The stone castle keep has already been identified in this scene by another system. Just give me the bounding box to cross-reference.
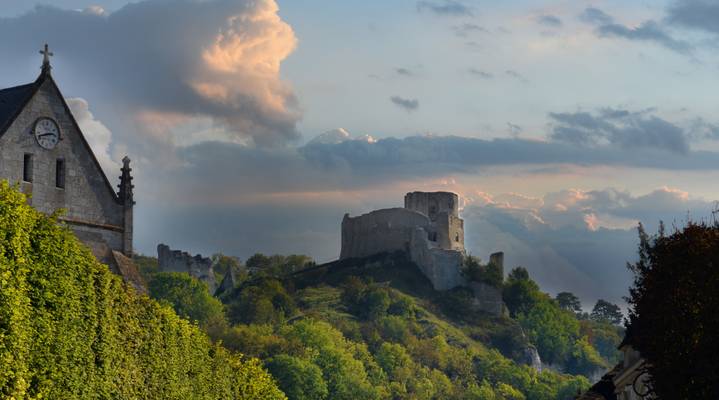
[341,191,468,290]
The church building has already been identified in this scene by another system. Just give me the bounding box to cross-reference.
[0,45,142,290]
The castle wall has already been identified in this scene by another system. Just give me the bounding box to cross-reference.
[340,204,467,291]
[157,244,217,293]
[0,78,128,256]
[340,208,431,259]
[433,213,465,251]
[404,191,459,220]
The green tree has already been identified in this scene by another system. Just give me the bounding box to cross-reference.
[502,267,540,317]
[266,355,328,400]
[589,299,622,325]
[518,299,580,365]
[148,272,225,328]
[626,222,719,398]
[555,292,582,315]
[463,256,503,288]
[564,336,607,376]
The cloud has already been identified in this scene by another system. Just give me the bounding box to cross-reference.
[390,96,420,112]
[468,68,493,79]
[463,187,714,306]
[548,108,690,154]
[307,128,376,146]
[578,7,691,55]
[395,67,414,77]
[67,97,120,176]
[452,23,488,37]
[507,122,522,137]
[596,20,692,54]
[416,0,472,17]
[667,0,719,34]
[0,0,300,147]
[505,70,528,83]
[537,15,562,28]
[579,7,614,26]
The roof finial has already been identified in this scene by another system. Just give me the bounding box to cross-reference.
[39,43,53,74]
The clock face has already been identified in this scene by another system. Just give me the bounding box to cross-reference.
[34,118,60,150]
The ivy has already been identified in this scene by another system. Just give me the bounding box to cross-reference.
[0,181,286,400]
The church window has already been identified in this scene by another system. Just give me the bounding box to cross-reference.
[55,159,65,188]
[22,153,33,182]
[455,233,460,242]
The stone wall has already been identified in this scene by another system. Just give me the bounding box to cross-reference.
[0,77,130,257]
[340,208,431,259]
[341,192,468,291]
[157,244,217,293]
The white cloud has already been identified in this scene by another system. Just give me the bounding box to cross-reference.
[67,97,119,178]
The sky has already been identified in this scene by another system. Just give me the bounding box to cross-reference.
[2,0,719,309]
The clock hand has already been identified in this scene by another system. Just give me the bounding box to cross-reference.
[38,133,56,138]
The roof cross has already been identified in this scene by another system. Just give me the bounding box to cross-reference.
[39,43,53,73]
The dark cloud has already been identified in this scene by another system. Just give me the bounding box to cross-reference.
[549,108,690,154]
[0,1,300,147]
[416,0,472,17]
[506,122,522,137]
[395,67,413,76]
[579,7,614,26]
[452,23,488,37]
[390,96,420,111]
[667,0,719,34]
[596,20,692,54]
[537,14,562,28]
[300,134,719,177]
[505,70,528,83]
[468,68,493,79]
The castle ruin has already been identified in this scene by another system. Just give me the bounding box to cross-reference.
[341,191,468,290]
[157,244,217,293]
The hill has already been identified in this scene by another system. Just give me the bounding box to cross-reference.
[192,251,606,400]
[0,181,285,399]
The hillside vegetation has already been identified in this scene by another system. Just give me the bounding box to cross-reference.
[0,181,285,400]
[145,251,620,400]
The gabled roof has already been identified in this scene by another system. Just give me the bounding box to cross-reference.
[0,71,122,204]
[0,81,39,135]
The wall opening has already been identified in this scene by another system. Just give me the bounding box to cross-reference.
[22,153,33,182]
[55,159,65,188]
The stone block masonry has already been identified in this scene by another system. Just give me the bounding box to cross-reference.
[157,244,217,293]
[341,192,506,315]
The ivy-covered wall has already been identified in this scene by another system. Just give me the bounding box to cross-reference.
[0,181,286,400]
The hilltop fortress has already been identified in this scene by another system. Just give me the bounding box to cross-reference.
[341,191,499,295]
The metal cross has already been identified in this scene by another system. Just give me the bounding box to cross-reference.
[39,43,53,69]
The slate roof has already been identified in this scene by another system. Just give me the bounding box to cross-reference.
[0,81,39,135]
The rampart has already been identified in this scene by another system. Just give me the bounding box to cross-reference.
[157,244,217,293]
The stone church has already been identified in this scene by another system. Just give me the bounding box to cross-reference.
[0,45,143,291]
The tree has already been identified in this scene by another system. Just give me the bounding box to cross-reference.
[555,292,582,315]
[589,299,622,325]
[502,267,541,317]
[266,355,328,400]
[148,272,225,328]
[626,222,719,398]
[517,299,580,365]
[462,255,503,288]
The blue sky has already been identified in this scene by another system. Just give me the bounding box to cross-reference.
[2,0,719,308]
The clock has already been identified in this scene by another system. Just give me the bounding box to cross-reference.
[34,117,60,149]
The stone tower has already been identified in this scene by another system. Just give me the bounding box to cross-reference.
[404,191,464,251]
[340,191,466,290]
